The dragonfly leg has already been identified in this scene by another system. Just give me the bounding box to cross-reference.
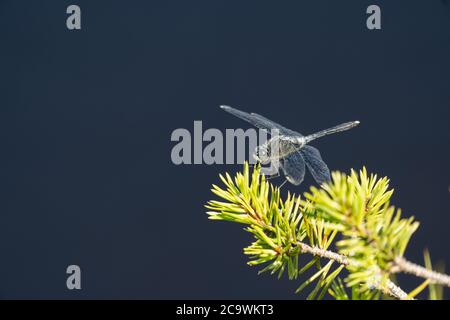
[278,179,288,189]
[264,172,280,181]
[260,161,280,178]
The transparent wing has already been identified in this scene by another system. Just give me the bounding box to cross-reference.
[249,113,303,137]
[300,145,331,185]
[221,105,302,137]
[280,151,306,185]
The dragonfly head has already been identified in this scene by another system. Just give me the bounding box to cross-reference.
[253,145,270,164]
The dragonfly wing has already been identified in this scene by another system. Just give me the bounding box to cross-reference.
[280,151,306,185]
[250,112,303,137]
[220,105,276,132]
[220,105,302,136]
[300,145,331,185]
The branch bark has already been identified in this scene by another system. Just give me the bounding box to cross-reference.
[295,242,412,300]
[392,256,450,287]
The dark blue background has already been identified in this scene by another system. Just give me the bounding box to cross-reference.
[0,0,449,299]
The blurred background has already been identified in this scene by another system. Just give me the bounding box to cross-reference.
[0,0,449,299]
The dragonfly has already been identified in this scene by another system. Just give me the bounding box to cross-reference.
[220,105,360,186]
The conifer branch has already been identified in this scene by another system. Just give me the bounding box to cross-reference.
[385,280,411,300]
[392,256,450,287]
[293,242,410,299]
[206,163,446,300]
[295,242,349,266]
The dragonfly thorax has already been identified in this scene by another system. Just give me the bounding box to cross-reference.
[253,135,306,164]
